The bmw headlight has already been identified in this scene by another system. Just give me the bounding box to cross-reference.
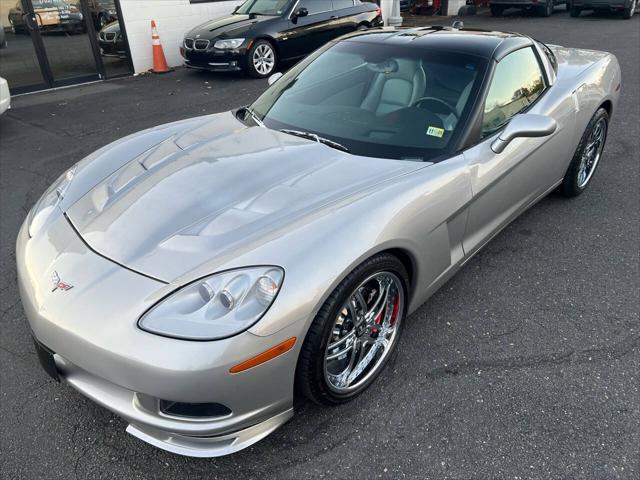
[27,164,77,237]
[139,267,284,340]
[213,38,244,49]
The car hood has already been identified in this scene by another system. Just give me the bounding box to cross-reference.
[66,112,424,283]
[186,14,268,39]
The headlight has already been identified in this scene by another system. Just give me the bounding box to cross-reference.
[139,266,284,340]
[213,38,244,49]
[27,165,77,237]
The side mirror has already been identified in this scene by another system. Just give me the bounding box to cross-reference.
[292,7,308,19]
[268,72,283,86]
[491,114,557,154]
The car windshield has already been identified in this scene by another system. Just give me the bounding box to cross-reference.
[251,40,488,161]
[235,0,292,15]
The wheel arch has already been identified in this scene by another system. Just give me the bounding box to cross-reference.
[249,36,280,57]
[599,99,613,117]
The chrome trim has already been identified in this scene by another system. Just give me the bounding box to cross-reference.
[194,39,210,51]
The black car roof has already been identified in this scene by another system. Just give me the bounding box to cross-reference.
[341,26,533,60]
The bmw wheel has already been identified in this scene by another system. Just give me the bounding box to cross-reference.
[247,40,276,78]
[296,253,409,405]
[561,108,609,197]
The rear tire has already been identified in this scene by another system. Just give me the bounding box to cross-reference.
[560,108,609,197]
[490,4,504,15]
[295,253,409,405]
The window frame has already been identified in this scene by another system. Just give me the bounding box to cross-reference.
[294,0,334,15]
[475,46,548,142]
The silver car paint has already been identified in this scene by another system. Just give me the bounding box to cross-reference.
[16,43,620,457]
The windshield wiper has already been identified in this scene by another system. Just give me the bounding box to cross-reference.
[239,106,265,128]
[279,129,350,153]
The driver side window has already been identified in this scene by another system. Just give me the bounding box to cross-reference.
[482,47,546,137]
[298,0,332,14]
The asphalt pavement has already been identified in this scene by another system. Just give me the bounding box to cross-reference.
[0,9,638,480]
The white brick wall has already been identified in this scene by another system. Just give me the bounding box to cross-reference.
[119,0,243,73]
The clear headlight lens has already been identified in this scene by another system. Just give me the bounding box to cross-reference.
[27,165,77,237]
[139,267,284,340]
[213,38,244,49]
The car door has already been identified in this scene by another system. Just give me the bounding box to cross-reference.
[462,46,573,256]
[329,0,357,37]
[281,0,335,60]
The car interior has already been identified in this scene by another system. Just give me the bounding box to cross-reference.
[259,43,484,160]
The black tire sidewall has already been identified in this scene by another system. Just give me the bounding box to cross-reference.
[246,40,276,78]
[295,254,410,405]
[561,108,609,197]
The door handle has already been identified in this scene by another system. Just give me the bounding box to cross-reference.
[330,15,338,19]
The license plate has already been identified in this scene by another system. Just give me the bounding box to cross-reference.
[32,338,59,381]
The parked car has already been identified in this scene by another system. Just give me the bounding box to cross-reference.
[489,0,566,16]
[97,20,126,56]
[8,0,84,34]
[19,25,620,458]
[0,77,10,115]
[568,0,637,17]
[181,0,383,78]
[79,0,118,30]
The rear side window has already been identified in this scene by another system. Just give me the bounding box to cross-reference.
[482,47,546,136]
[298,0,333,14]
[332,0,355,8]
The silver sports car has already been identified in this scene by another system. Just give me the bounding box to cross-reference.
[17,26,621,457]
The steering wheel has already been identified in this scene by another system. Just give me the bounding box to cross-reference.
[412,96,459,120]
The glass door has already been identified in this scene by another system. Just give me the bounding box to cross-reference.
[1,0,50,92]
[27,0,102,85]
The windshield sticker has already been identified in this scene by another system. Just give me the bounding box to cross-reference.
[426,126,445,138]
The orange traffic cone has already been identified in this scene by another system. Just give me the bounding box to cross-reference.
[151,20,171,73]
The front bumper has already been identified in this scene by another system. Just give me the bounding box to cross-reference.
[16,215,300,457]
[182,48,247,72]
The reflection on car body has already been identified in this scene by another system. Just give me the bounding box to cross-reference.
[181,0,383,77]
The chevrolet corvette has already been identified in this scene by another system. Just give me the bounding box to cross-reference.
[17,26,621,457]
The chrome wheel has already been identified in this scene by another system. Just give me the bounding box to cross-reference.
[252,43,275,76]
[323,271,404,394]
[577,117,607,188]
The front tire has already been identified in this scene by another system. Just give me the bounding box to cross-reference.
[246,40,277,79]
[296,254,409,405]
[561,108,609,197]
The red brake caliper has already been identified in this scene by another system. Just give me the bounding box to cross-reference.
[372,293,400,335]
